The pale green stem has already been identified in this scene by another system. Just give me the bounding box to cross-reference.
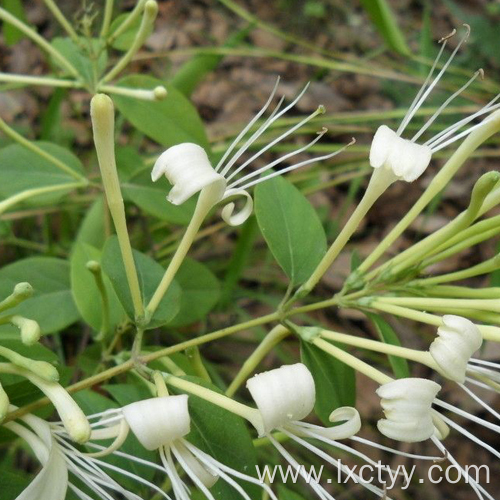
[43,0,79,43]
[358,109,500,275]
[164,374,265,435]
[0,183,85,217]
[0,116,87,183]
[102,0,158,83]
[98,84,165,100]
[412,254,500,286]
[423,226,500,267]
[0,382,8,421]
[298,166,396,297]
[226,325,290,397]
[312,337,393,385]
[376,296,500,313]
[425,286,500,299]
[319,329,439,369]
[146,185,221,318]
[382,172,500,278]
[91,94,144,319]
[477,182,500,215]
[107,0,147,43]
[408,306,500,325]
[0,345,58,382]
[370,300,500,341]
[0,72,79,88]
[0,7,79,79]
[100,0,114,38]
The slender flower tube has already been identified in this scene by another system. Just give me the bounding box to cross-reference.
[247,363,389,499]
[429,315,483,382]
[370,26,500,183]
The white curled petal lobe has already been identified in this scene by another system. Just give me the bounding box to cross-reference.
[152,143,226,205]
[430,315,483,382]
[221,189,254,226]
[305,406,361,440]
[376,378,440,443]
[247,363,315,435]
[369,125,395,169]
[123,395,191,450]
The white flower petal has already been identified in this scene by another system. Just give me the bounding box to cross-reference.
[220,189,253,226]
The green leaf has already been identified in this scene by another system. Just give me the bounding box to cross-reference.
[0,142,84,206]
[51,37,107,84]
[0,257,80,333]
[1,0,27,45]
[113,75,209,149]
[168,257,220,327]
[300,340,356,425]
[277,486,308,500]
[75,196,107,249]
[122,166,196,225]
[172,376,259,499]
[116,145,145,181]
[70,242,127,334]
[366,313,410,378]
[359,0,410,56]
[108,13,154,51]
[0,469,31,499]
[101,236,181,328]
[255,176,327,286]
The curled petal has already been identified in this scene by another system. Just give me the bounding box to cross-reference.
[313,407,361,440]
[220,189,254,226]
[430,315,483,383]
[122,395,190,450]
[376,378,441,443]
[152,143,226,205]
[247,363,315,435]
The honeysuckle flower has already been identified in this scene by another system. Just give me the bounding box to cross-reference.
[5,407,167,500]
[152,79,353,226]
[376,377,496,500]
[81,395,278,500]
[429,315,483,383]
[370,26,500,182]
[247,363,392,499]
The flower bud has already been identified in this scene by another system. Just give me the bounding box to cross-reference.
[122,395,191,450]
[0,282,33,313]
[430,315,482,383]
[0,383,9,422]
[370,125,432,182]
[376,378,441,443]
[151,143,226,205]
[10,316,41,345]
[246,363,315,435]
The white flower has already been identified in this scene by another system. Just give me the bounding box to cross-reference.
[376,378,441,442]
[370,26,500,182]
[429,315,483,382]
[5,407,164,500]
[91,394,279,500]
[247,363,391,499]
[152,79,353,226]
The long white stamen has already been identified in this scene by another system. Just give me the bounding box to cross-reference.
[220,83,311,177]
[425,94,500,148]
[69,483,95,500]
[460,383,500,420]
[160,447,191,500]
[268,434,335,500]
[284,429,388,498]
[399,26,470,135]
[434,399,500,433]
[351,436,443,460]
[235,139,355,192]
[432,437,493,500]
[440,413,500,460]
[465,376,498,393]
[469,358,500,369]
[227,127,328,189]
[184,440,279,500]
[398,33,452,135]
[215,77,281,173]
[172,444,217,500]
[412,70,483,142]
[224,103,323,182]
